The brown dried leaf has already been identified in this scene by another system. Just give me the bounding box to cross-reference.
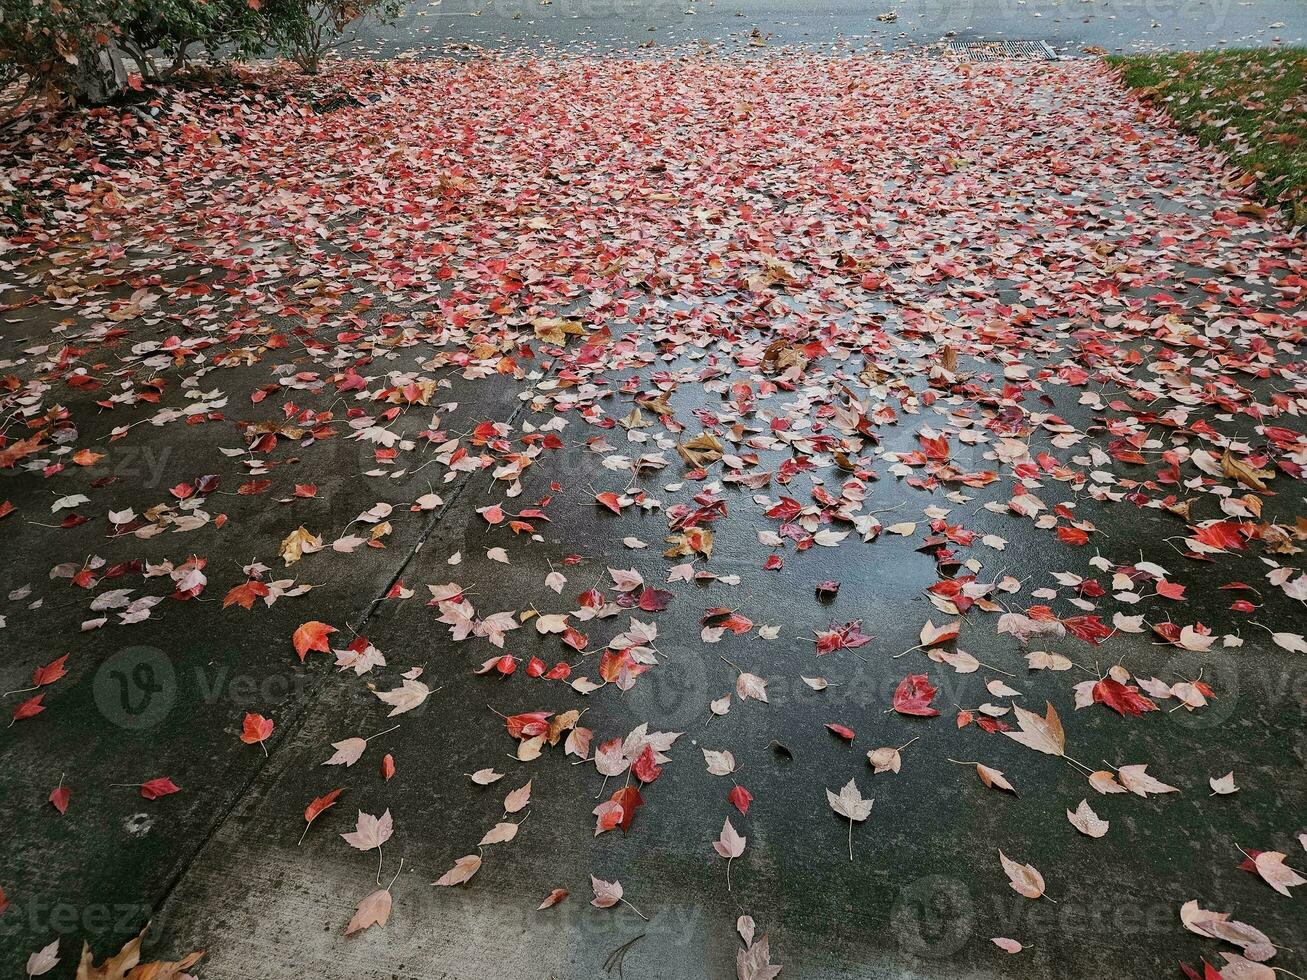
[75,927,203,980]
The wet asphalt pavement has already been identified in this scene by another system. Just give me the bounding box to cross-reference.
[2,262,1303,977]
[342,0,1307,56]
[0,45,1305,980]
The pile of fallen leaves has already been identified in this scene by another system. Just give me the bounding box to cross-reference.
[1,54,1304,980]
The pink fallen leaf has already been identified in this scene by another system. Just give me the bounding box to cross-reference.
[1210,772,1238,795]
[998,850,1046,899]
[713,818,747,890]
[590,875,623,908]
[736,934,781,980]
[1067,799,1108,838]
[504,780,532,814]
[826,779,873,861]
[434,855,482,887]
[25,940,60,977]
[1251,851,1305,897]
[341,809,393,852]
[323,737,368,767]
[345,888,392,935]
[1003,702,1065,757]
[479,821,519,846]
[1117,764,1178,798]
[974,763,1017,795]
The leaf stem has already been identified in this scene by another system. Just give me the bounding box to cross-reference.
[386,858,404,891]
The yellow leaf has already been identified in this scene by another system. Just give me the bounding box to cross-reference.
[279,525,322,565]
[1221,450,1271,491]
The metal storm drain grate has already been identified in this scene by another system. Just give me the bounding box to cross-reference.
[944,40,1058,61]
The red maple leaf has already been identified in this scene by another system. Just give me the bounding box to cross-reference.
[814,621,873,654]
[919,433,950,461]
[504,711,552,739]
[224,580,270,609]
[1056,525,1089,546]
[1062,615,1113,645]
[1156,580,1186,600]
[892,674,940,717]
[701,608,753,634]
[609,785,644,833]
[1190,521,1247,552]
[304,788,343,826]
[32,655,69,687]
[595,491,624,514]
[765,497,803,521]
[1092,678,1158,717]
[139,777,181,800]
[1236,849,1265,874]
[292,621,336,661]
[632,745,662,784]
[11,694,45,723]
[637,587,674,612]
[240,712,275,745]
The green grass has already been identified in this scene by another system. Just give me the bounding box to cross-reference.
[1107,48,1306,227]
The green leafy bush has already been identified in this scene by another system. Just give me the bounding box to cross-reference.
[260,0,405,75]
[0,0,130,107]
[0,0,403,111]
